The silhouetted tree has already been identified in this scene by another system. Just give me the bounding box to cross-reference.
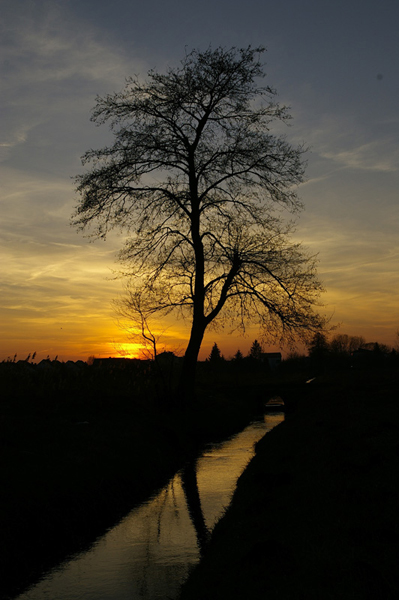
[330,333,366,357]
[348,336,366,353]
[369,341,391,356]
[329,333,349,355]
[248,339,263,361]
[117,290,159,360]
[73,46,325,399]
[232,349,244,361]
[207,342,223,362]
[307,332,329,369]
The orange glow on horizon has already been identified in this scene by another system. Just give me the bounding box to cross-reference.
[1,281,398,364]
[109,342,147,360]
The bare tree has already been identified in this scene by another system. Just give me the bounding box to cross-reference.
[73,46,325,399]
[330,333,366,355]
[116,290,160,361]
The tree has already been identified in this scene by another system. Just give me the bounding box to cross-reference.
[348,335,366,353]
[307,332,329,361]
[207,342,223,363]
[116,290,160,361]
[330,333,366,355]
[329,333,350,355]
[248,339,263,361]
[232,349,244,361]
[73,46,325,399]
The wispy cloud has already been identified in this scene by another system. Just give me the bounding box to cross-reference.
[321,139,399,173]
[294,213,399,339]
[1,1,148,170]
[290,108,399,174]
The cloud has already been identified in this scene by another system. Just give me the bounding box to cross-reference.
[321,139,399,173]
[293,214,399,338]
[1,1,138,87]
[287,102,399,175]
[0,0,146,361]
[0,1,149,171]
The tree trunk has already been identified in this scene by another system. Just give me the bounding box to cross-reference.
[177,151,206,403]
[177,317,205,402]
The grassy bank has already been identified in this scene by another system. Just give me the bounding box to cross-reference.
[0,360,268,600]
[180,367,399,600]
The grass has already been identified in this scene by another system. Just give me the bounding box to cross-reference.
[180,367,399,600]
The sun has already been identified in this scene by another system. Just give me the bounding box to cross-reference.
[110,342,144,359]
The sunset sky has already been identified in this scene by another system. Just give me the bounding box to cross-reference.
[1,0,398,362]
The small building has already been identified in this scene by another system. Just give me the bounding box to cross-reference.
[156,351,183,365]
[91,357,142,369]
[262,352,282,370]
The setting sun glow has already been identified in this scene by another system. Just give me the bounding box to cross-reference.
[1,1,398,363]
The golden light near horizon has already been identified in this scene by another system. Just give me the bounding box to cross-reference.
[1,212,398,363]
[1,247,398,364]
[102,342,143,360]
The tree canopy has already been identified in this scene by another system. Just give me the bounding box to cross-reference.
[73,46,325,395]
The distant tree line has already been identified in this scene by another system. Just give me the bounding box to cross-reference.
[207,339,268,363]
[204,330,399,375]
[305,331,398,371]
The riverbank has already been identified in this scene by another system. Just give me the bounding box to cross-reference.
[0,361,269,600]
[180,367,399,600]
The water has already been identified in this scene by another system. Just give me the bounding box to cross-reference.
[16,412,284,600]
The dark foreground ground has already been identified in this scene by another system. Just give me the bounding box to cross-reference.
[0,359,269,600]
[180,368,399,600]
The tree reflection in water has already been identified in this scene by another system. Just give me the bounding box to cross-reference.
[181,458,210,554]
[14,416,284,600]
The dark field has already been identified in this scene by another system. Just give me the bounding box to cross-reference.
[0,358,268,600]
[1,359,398,600]
[180,367,399,600]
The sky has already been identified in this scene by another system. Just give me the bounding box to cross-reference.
[1,0,398,362]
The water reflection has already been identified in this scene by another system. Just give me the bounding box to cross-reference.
[16,412,283,600]
[181,459,210,554]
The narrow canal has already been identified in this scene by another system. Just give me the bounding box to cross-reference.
[17,412,284,600]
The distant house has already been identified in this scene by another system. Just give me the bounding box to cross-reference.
[351,348,372,360]
[156,351,183,365]
[91,357,142,369]
[351,346,379,367]
[261,352,282,370]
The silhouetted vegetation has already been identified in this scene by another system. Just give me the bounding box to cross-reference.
[0,357,269,600]
[248,339,263,361]
[1,332,397,598]
[305,331,398,373]
[73,46,326,399]
[207,342,224,363]
[180,366,399,600]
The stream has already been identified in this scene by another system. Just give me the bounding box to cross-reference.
[17,411,284,600]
